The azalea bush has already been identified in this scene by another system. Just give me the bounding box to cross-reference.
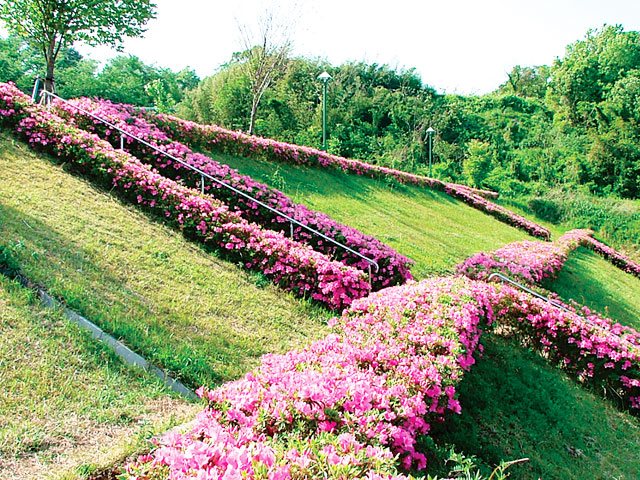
[140,112,551,240]
[0,82,369,310]
[456,230,584,285]
[122,273,640,479]
[459,228,640,285]
[51,98,413,290]
[123,276,499,479]
[581,233,640,279]
[496,285,640,410]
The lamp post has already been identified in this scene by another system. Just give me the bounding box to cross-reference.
[425,126,436,177]
[318,71,332,150]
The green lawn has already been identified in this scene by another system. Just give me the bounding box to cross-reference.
[0,274,197,479]
[0,134,330,390]
[3,132,640,480]
[548,247,640,329]
[210,153,529,278]
[432,334,640,480]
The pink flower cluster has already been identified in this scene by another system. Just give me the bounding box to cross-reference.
[124,272,640,479]
[125,425,410,480]
[124,276,498,479]
[580,233,640,279]
[460,227,640,282]
[456,230,587,285]
[0,82,369,310]
[145,112,551,239]
[495,284,640,409]
[51,98,413,291]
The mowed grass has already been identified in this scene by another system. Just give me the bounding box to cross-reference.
[3,131,640,479]
[548,247,640,329]
[0,134,330,390]
[0,275,197,479]
[432,334,640,480]
[203,152,640,478]
[208,153,529,278]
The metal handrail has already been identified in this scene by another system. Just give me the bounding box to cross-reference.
[40,91,379,282]
[487,272,572,313]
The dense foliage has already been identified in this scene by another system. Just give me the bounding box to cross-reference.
[0,35,199,110]
[176,25,640,203]
[0,0,156,92]
[0,82,370,310]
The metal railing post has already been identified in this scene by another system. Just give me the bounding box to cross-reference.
[41,92,380,280]
[487,273,571,313]
[31,77,42,103]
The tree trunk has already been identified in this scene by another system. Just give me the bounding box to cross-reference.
[248,95,260,135]
[44,60,55,94]
[44,38,57,94]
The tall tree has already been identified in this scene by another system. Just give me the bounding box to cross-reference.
[0,0,156,93]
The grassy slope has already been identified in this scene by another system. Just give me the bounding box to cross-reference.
[210,153,529,278]
[208,151,640,325]
[3,132,640,479]
[0,133,330,390]
[205,151,640,479]
[0,275,197,479]
[433,335,640,480]
[548,247,640,329]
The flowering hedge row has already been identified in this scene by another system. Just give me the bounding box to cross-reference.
[123,272,640,479]
[0,83,369,310]
[124,276,499,479]
[143,112,551,239]
[459,228,640,285]
[52,98,413,291]
[497,284,640,410]
[456,228,640,409]
[456,229,587,285]
[580,233,640,279]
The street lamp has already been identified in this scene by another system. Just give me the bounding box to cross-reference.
[425,126,436,177]
[318,71,332,150]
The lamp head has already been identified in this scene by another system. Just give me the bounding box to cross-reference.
[318,71,332,83]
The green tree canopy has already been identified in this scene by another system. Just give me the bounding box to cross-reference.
[550,25,640,124]
[0,0,156,92]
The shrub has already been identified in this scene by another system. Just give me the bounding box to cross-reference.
[52,97,414,291]
[0,82,370,310]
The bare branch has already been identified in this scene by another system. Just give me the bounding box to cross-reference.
[236,4,293,134]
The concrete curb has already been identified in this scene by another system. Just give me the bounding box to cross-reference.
[6,270,198,401]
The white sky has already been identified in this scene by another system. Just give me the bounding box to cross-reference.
[24,0,640,94]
